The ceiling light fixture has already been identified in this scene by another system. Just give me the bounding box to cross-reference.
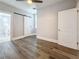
[27,0,32,4]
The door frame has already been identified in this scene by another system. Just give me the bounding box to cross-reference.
[58,8,78,50]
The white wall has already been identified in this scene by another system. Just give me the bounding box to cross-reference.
[0,2,35,39]
[37,0,76,42]
[76,0,79,50]
[0,2,27,15]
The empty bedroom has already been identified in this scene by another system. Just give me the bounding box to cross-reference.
[0,0,79,59]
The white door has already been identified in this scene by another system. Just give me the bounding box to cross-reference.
[13,14,24,37]
[58,8,78,49]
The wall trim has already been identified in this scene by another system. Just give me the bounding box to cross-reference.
[12,33,36,40]
[37,36,58,43]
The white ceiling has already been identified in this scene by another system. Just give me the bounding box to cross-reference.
[0,0,36,14]
[36,0,64,8]
[0,0,76,14]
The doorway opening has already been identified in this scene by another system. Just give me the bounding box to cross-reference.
[0,12,11,43]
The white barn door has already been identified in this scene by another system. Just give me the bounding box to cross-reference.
[58,8,78,49]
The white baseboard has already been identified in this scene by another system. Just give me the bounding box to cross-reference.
[12,34,36,40]
[37,36,58,43]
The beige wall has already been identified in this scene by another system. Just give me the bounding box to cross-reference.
[37,0,76,42]
[76,0,79,8]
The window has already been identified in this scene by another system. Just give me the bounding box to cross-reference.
[0,12,11,43]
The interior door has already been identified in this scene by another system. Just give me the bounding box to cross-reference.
[58,8,78,49]
[13,14,24,37]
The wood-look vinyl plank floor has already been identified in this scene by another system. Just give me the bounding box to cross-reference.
[0,35,78,59]
[0,42,27,59]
